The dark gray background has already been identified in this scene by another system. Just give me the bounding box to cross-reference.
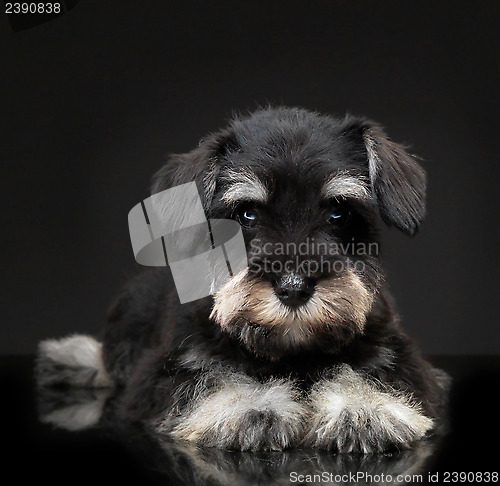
[1,1,498,355]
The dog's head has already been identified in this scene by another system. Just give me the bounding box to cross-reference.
[152,107,426,359]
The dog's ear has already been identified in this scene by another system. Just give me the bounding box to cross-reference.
[342,117,426,236]
[151,128,239,209]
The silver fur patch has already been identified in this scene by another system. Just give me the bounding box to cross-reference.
[221,169,269,205]
[304,365,434,453]
[363,131,381,188]
[322,173,372,201]
[160,373,306,451]
[37,334,112,388]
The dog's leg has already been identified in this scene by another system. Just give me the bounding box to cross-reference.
[156,370,307,451]
[303,364,434,453]
[36,334,112,388]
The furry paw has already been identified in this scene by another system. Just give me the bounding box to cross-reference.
[218,408,301,451]
[303,365,434,453]
[164,377,306,451]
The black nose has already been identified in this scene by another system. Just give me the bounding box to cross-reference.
[273,274,315,308]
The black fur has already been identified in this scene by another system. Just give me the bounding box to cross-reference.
[43,107,448,452]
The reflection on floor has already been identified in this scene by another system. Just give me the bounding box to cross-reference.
[37,378,443,486]
[2,355,499,486]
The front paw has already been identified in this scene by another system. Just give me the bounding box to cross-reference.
[303,366,434,453]
[229,409,302,451]
[168,378,306,451]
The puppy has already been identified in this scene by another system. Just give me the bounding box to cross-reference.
[37,107,449,453]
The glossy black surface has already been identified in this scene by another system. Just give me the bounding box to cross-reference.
[2,355,499,485]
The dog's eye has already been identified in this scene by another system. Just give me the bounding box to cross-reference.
[236,205,257,227]
[328,204,351,225]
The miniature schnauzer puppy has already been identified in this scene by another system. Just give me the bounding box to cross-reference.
[37,107,449,453]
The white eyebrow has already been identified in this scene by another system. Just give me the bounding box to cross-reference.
[221,170,269,204]
[322,173,372,201]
